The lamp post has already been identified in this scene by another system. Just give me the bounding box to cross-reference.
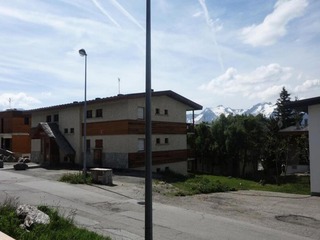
[145,0,153,239]
[79,48,87,178]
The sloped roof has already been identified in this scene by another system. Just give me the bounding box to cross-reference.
[27,90,203,112]
[33,122,75,156]
[279,125,308,135]
[285,96,320,113]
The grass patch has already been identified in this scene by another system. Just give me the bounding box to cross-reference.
[159,172,310,196]
[59,172,92,184]
[172,175,233,196]
[255,175,310,195]
[0,197,110,240]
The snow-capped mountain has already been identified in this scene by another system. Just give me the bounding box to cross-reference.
[245,102,275,117]
[187,102,276,123]
[194,108,218,123]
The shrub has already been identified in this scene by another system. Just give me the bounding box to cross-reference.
[189,177,230,194]
[172,175,231,195]
[0,200,110,240]
[59,172,92,184]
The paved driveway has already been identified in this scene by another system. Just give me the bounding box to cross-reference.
[0,166,319,240]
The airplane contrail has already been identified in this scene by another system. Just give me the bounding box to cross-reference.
[198,0,225,73]
[91,0,121,28]
[109,0,144,31]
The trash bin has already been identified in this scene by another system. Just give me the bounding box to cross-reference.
[0,160,3,168]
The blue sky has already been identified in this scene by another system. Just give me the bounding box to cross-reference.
[0,0,319,110]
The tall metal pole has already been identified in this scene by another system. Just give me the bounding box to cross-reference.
[145,0,153,239]
[83,53,87,177]
[79,49,87,178]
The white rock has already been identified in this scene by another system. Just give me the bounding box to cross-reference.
[16,204,50,229]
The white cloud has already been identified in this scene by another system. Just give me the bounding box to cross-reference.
[199,63,293,101]
[241,0,308,46]
[0,92,41,110]
[246,64,292,83]
[0,5,94,36]
[294,79,320,92]
[0,0,318,110]
[246,85,284,100]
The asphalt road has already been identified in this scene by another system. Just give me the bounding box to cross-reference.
[0,166,319,240]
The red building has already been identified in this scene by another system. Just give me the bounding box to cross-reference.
[0,109,31,157]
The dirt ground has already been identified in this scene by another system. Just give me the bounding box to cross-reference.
[4,166,320,240]
[96,171,320,240]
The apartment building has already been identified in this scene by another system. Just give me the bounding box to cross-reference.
[286,96,320,196]
[28,91,202,174]
[0,109,31,157]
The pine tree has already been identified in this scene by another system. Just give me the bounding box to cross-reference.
[274,87,295,129]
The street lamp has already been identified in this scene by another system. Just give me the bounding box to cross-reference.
[79,48,87,178]
[145,0,153,239]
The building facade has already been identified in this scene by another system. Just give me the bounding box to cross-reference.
[287,96,320,196]
[0,109,31,157]
[28,91,202,174]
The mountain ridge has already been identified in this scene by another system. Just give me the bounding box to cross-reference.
[188,102,276,124]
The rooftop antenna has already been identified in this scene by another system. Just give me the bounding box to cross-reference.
[118,77,121,95]
[9,98,12,109]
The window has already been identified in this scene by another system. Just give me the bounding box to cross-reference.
[156,138,161,144]
[46,115,52,122]
[70,128,74,134]
[165,138,169,144]
[95,139,103,148]
[155,108,168,116]
[137,107,144,119]
[138,138,145,151]
[87,110,92,118]
[64,128,68,134]
[53,114,59,122]
[24,117,29,125]
[96,109,103,118]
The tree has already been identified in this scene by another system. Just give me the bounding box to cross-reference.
[194,123,214,172]
[260,117,291,184]
[210,114,268,178]
[211,114,230,174]
[241,114,268,178]
[274,87,295,129]
[295,133,309,165]
[224,116,245,177]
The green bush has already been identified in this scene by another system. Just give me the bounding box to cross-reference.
[189,177,230,194]
[0,196,24,238]
[59,172,92,184]
[172,175,231,195]
[0,200,110,240]
[169,174,310,196]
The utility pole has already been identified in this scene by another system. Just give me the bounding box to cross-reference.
[145,0,153,239]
